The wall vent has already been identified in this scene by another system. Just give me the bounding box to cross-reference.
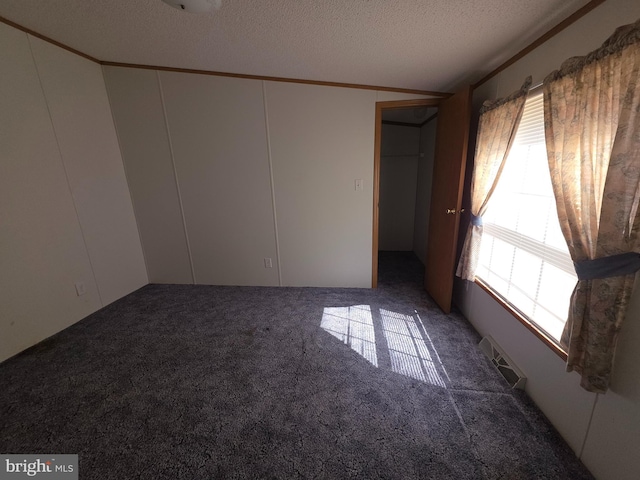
[479,336,526,389]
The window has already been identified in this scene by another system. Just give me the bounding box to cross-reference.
[475,90,577,344]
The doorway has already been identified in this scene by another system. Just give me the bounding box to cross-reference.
[373,90,472,314]
[372,99,440,287]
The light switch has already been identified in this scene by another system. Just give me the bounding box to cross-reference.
[355,179,363,191]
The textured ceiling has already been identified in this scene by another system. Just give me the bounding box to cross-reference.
[0,0,592,93]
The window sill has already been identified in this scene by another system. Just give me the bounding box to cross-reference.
[474,278,568,362]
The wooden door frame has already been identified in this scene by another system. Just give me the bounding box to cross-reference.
[372,98,442,288]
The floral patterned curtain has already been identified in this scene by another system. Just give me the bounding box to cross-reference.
[543,19,640,393]
[456,77,531,281]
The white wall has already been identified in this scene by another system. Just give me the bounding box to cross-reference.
[379,125,420,251]
[265,82,377,287]
[105,67,432,288]
[413,119,437,264]
[161,72,279,286]
[103,67,193,284]
[29,38,147,305]
[0,23,147,362]
[455,1,640,479]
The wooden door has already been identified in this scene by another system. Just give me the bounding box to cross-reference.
[424,87,472,313]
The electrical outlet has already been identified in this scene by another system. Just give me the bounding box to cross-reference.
[264,258,273,268]
[75,281,86,296]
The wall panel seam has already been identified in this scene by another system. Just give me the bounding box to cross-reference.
[156,70,197,284]
[27,33,104,306]
[262,81,283,286]
[578,393,599,459]
[102,65,151,284]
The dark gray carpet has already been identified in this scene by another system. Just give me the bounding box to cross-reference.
[0,251,593,479]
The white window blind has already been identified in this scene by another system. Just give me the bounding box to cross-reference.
[476,90,577,343]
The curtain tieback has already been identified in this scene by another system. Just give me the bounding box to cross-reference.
[471,215,483,227]
[574,252,640,281]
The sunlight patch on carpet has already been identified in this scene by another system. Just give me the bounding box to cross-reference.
[379,309,446,388]
[321,306,446,388]
[320,305,378,367]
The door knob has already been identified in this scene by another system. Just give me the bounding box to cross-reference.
[446,208,456,214]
